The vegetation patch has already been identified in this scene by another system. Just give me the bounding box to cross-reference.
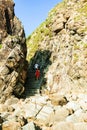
[79,3,87,17]
[73,53,79,63]
[26,16,52,61]
[74,14,82,22]
[0,44,2,49]
[74,44,80,50]
[26,0,68,61]
[57,0,67,9]
[83,43,87,48]
[26,40,38,61]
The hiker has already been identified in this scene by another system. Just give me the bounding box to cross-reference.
[34,63,39,70]
[35,68,40,80]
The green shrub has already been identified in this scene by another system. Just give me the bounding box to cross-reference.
[0,44,2,49]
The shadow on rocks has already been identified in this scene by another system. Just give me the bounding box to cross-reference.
[23,49,52,97]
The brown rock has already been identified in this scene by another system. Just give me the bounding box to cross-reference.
[50,95,68,106]
[2,121,21,130]
[0,0,28,102]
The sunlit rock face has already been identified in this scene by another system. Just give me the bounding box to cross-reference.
[27,0,87,94]
[0,0,28,103]
[0,0,87,129]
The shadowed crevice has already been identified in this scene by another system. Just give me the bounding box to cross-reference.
[22,50,52,98]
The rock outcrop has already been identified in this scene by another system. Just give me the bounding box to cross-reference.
[0,0,28,103]
[27,0,87,95]
[0,0,87,130]
[25,0,87,129]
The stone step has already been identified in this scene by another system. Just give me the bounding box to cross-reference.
[25,89,40,93]
[25,88,40,96]
[24,73,43,97]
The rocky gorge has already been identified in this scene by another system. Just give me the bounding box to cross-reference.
[0,0,87,130]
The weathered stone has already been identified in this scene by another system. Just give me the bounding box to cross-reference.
[0,0,28,102]
[0,104,8,112]
[74,123,87,130]
[22,122,35,130]
[5,97,19,105]
[2,121,21,130]
[17,116,27,126]
[36,106,53,122]
[51,97,67,106]
[52,122,74,130]
[7,106,15,112]
[0,66,9,75]
[66,101,80,111]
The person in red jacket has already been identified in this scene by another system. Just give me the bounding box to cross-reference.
[35,69,40,80]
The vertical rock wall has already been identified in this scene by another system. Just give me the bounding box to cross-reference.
[0,0,28,103]
[27,0,87,94]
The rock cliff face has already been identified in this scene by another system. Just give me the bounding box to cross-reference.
[0,0,28,103]
[0,0,87,129]
[27,0,87,95]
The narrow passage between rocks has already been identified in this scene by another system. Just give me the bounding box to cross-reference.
[23,67,43,98]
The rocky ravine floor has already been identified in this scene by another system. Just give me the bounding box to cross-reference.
[0,67,87,130]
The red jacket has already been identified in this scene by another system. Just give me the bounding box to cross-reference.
[35,69,40,78]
